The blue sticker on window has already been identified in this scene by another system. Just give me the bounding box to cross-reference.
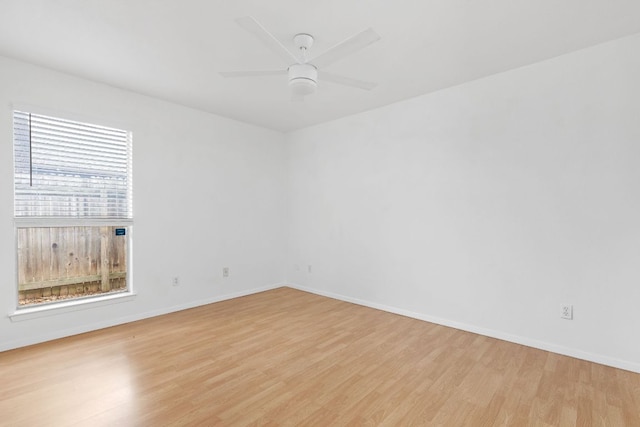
[115,228,126,236]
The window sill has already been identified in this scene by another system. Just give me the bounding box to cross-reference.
[9,292,137,322]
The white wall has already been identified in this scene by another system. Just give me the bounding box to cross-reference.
[286,34,640,372]
[0,56,287,350]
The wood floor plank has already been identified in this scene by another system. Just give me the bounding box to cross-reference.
[1,287,638,426]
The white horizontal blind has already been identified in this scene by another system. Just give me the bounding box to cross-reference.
[13,110,132,219]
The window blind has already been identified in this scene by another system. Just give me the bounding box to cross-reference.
[13,110,132,219]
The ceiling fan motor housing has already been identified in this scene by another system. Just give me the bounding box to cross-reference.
[288,63,318,95]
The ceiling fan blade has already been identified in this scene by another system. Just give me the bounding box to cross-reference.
[319,71,377,90]
[219,70,286,78]
[236,16,301,65]
[310,28,380,68]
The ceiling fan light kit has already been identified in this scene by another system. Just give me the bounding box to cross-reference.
[220,16,380,101]
[288,63,318,96]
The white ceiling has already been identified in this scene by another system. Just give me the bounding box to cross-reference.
[1,1,639,132]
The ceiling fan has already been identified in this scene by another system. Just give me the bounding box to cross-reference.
[219,16,380,100]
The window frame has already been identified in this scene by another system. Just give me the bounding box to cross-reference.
[11,106,135,313]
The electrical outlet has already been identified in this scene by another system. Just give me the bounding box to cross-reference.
[172,276,179,287]
[561,304,573,320]
[223,267,229,278]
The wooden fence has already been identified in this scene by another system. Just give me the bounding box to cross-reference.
[17,226,127,305]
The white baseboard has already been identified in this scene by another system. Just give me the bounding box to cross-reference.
[287,283,640,374]
[1,282,285,353]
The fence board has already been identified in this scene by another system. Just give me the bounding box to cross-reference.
[18,272,127,291]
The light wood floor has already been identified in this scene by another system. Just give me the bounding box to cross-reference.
[1,287,639,426]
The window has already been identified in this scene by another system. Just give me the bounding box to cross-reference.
[13,110,132,307]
